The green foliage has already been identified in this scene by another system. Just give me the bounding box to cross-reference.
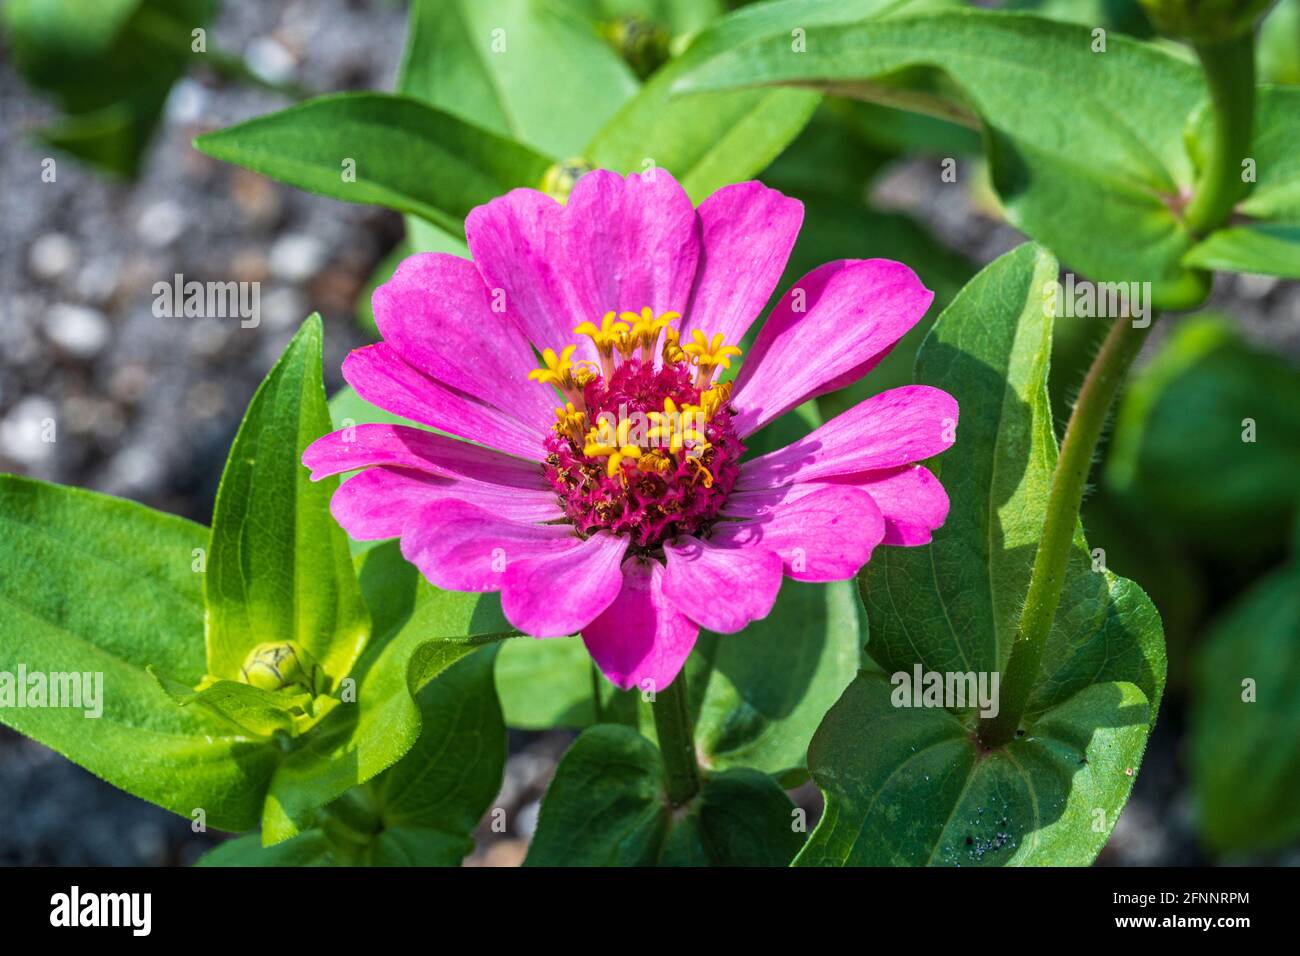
[3,0,216,175]
[1106,315,1300,552]
[799,245,1165,866]
[204,316,369,694]
[200,645,507,866]
[0,477,278,831]
[193,94,554,234]
[524,725,803,865]
[1190,562,1300,853]
[673,6,1214,308]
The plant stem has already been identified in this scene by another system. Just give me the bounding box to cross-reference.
[1183,31,1256,235]
[979,315,1152,748]
[651,672,700,806]
[590,662,605,724]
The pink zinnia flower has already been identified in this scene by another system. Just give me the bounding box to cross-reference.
[304,170,956,691]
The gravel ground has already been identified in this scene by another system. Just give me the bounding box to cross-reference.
[2,0,1296,867]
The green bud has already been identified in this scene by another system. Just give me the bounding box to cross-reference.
[540,157,595,203]
[1137,0,1274,42]
[600,15,671,79]
[240,641,319,694]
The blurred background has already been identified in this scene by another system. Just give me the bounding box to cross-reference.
[1,0,1298,866]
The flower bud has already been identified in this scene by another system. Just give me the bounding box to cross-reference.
[600,16,671,79]
[240,641,319,694]
[1137,0,1274,42]
[540,158,595,203]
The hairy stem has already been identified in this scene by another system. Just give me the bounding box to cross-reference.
[651,673,700,806]
[979,316,1152,748]
[1183,31,1256,235]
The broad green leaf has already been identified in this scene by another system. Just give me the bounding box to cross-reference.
[259,542,517,844]
[587,0,936,199]
[4,0,215,176]
[1182,225,1300,278]
[198,644,506,865]
[193,93,553,233]
[205,315,369,691]
[1190,563,1300,854]
[365,644,506,864]
[0,477,277,831]
[798,244,1165,866]
[398,0,639,158]
[797,674,1152,865]
[1105,315,1300,551]
[525,725,803,865]
[151,668,312,737]
[1183,86,1300,278]
[691,579,863,780]
[496,637,606,728]
[673,7,1214,309]
[1260,0,1300,85]
[196,831,337,867]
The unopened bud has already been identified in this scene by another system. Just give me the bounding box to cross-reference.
[540,158,595,203]
[240,641,319,694]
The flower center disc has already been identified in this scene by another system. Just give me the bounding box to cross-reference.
[533,310,746,552]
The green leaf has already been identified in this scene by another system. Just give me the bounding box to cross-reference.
[1182,224,1300,278]
[193,93,553,233]
[365,644,507,864]
[1105,314,1300,551]
[205,315,369,692]
[0,477,277,832]
[150,668,315,738]
[691,578,863,781]
[525,725,803,865]
[1183,86,1300,278]
[259,542,517,843]
[796,243,1165,866]
[673,7,1214,309]
[3,0,216,176]
[587,0,918,200]
[398,0,640,158]
[198,643,507,866]
[797,674,1152,865]
[1190,563,1300,854]
[196,831,338,867]
[1260,0,1300,85]
[495,637,604,728]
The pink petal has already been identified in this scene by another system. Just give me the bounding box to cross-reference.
[400,499,581,593]
[661,535,783,634]
[331,467,560,541]
[563,169,700,321]
[501,531,629,637]
[582,558,699,691]
[715,485,886,582]
[372,253,555,431]
[343,343,545,461]
[303,424,544,490]
[737,385,957,489]
[400,499,627,637]
[681,181,803,348]
[835,465,950,547]
[731,259,935,436]
[465,188,598,362]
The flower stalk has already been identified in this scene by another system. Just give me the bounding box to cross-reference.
[979,315,1152,748]
[651,673,700,806]
[1183,31,1257,235]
